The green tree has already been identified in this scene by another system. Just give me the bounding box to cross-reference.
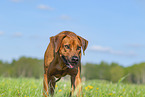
[110,63,124,82]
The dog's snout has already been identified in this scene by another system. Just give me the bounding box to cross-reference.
[71,56,79,62]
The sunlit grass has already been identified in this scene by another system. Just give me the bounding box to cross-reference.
[0,77,145,97]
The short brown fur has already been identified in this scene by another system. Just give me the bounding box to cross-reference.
[43,31,88,97]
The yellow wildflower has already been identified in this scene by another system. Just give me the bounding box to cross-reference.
[24,95,26,97]
[85,87,88,90]
[58,89,62,92]
[55,85,58,87]
[88,85,93,89]
[120,96,123,97]
[108,93,113,96]
[17,90,19,93]
[96,88,99,90]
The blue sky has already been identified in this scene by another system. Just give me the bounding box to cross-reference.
[0,0,145,66]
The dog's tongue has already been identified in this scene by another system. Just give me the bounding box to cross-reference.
[69,64,73,68]
[68,63,74,68]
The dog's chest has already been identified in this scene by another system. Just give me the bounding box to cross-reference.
[53,70,68,78]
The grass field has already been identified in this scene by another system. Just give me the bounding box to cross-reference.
[0,77,145,97]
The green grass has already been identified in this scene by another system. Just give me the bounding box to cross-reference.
[0,77,145,97]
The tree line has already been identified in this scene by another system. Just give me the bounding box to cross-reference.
[0,57,145,84]
[0,57,43,79]
[82,62,145,84]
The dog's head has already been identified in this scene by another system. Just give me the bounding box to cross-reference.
[50,31,88,69]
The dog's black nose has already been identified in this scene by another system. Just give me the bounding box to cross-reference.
[71,56,79,63]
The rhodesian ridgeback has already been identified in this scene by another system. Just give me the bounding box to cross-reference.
[43,31,88,97]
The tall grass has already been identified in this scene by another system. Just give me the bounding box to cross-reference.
[0,77,145,97]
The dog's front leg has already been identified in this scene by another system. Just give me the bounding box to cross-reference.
[71,75,75,96]
[48,76,56,96]
[71,67,82,97]
[43,73,49,97]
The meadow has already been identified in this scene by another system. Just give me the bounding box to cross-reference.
[0,77,145,97]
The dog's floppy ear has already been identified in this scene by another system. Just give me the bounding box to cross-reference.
[44,34,66,71]
[53,34,66,53]
[77,36,88,55]
[44,36,55,70]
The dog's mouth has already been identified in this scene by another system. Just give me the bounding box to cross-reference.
[61,55,77,69]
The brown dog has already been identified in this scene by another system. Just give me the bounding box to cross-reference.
[43,31,88,97]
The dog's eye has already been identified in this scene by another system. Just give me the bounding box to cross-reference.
[77,46,81,50]
[64,45,70,49]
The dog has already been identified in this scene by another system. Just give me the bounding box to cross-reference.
[43,31,88,97]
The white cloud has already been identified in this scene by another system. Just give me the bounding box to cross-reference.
[0,31,4,35]
[60,15,71,20]
[37,5,54,11]
[89,45,137,56]
[11,0,22,2]
[13,32,22,38]
[89,45,111,52]
[127,44,144,48]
